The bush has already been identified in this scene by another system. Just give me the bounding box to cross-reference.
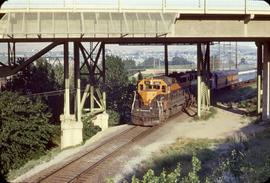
[107,110,121,127]
[82,115,101,142]
[0,91,54,177]
[107,156,202,183]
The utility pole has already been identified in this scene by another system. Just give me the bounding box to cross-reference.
[229,42,232,70]
[218,42,221,70]
[223,43,225,70]
[235,42,238,69]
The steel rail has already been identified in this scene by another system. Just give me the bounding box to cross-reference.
[27,126,138,183]
[67,126,154,183]
[68,112,191,182]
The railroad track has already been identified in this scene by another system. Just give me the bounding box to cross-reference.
[23,125,160,183]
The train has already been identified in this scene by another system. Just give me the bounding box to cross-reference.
[131,69,256,126]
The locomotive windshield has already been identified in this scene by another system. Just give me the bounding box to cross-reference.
[145,84,160,90]
[143,81,161,91]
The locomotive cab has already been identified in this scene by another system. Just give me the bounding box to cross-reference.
[137,78,168,106]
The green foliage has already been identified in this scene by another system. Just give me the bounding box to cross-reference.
[237,97,257,114]
[182,156,201,183]
[107,109,121,126]
[105,55,129,88]
[5,59,62,93]
[171,57,192,66]
[142,169,158,183]
[139,57,161,69]
[0,91,54,177]
[194,107,217,121]
[82,115,101,142]
[208,129,270,182]
[104,55,136,122]
[4,58,64,124]
[124,59,137,71]
[131,176,141,183]
[117,159,200,183]
[137,72,143,81]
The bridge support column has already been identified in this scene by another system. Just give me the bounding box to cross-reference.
[64,43,70,118]
[197,43,211,118]
[79,42,108,130]
[257,43,263,115]
[61,42,83,149]
[262,43,270,121]
[197,44,202,118]
[164,44,169,76]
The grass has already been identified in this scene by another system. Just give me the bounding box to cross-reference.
[131,127,270,183]
[214,83,259,117]
[214,83,256,104]
[193,107,217,121]
[130,138,223,181]
[7,147,61,181]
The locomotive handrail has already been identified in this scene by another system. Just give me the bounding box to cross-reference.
[131,91,137,111]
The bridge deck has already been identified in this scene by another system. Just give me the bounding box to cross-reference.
[0,1,270,40]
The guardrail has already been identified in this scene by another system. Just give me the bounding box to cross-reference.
[1,0,270,14]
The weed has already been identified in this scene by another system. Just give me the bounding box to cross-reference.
[194,107,217,121]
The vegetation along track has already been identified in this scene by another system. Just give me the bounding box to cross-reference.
[23,125,154,183]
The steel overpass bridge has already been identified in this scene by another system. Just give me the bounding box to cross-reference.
[1,0,270,148]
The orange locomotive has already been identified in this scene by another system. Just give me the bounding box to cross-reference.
[131,72,196,126]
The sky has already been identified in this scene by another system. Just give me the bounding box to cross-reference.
[2,0,270,9]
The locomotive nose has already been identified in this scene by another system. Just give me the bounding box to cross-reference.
[139,91,157,106]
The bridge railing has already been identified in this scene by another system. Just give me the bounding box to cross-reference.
[1,0,270,14]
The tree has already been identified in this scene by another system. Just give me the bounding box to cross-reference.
[171,56,192,65]
[141,57,161,69]
[240,58,248,65]
[123,59,136,70]
[105,55,129,88]
[5,59,62,94]
[4,58,64,124]
[0,91,54,178]
[138,71,143,81]
[104,56,135,122]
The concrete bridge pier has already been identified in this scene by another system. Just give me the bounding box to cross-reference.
[262,43,270,121]
[164,44,169,76]
[61,42,83,149]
